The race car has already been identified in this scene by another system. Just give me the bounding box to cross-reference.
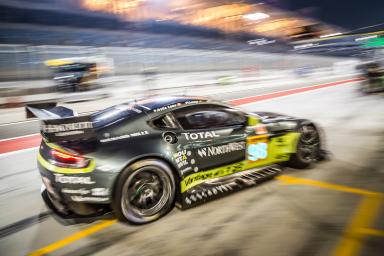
[359,61,384,93]
[45,57,113,92]
[28,96,326,225]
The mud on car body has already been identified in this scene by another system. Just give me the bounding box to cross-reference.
[28,96,327,225]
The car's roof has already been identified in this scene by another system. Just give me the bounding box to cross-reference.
[135,95,210,112]
[91,95,211,128]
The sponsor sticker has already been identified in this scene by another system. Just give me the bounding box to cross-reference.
[100,130,149,143]
[182,131,220,140]
[55,130,85,137]
[180,166,192,175]
[62,188,90,195]
[41,115,95,142]
[54,174,95,184]
[173,150,191,168]
[71,196,109,202]
[42,122,93,133]
[181,162,244,192]
[91,188,110,196]
[197,142,245,158]
[153,100,201,112]
[153,103,181,112]
[185,100,200,104]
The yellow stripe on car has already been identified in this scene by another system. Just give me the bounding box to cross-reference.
[181,132,300,192]
[45,142,75,155]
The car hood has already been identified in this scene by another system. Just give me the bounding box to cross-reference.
[252,112,296,122]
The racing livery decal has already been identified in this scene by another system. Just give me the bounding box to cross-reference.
[182,131,220,140]
[197,142,245,158]
[29,95,325,225]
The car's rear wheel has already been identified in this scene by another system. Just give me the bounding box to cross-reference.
[113,159,175,224]
[289,124,320,169]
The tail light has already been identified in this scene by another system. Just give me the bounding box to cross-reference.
[50,149,89,168]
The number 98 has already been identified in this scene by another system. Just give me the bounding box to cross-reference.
[248,142,268,161]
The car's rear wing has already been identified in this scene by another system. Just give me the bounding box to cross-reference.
[26,103,95,143]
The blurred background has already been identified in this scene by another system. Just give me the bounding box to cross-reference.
[0,0,383,105]
[0,1,383,256]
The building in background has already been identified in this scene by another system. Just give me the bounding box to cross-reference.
[78,0,340,40]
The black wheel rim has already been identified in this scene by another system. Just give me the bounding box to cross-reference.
[122,166,172,218]
[298,125,320,161]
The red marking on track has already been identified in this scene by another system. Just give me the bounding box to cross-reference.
[0,134,41,154]
[229,78,363,105]
[0,78,363,155]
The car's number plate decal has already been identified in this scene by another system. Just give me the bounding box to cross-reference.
[247,135,269,162]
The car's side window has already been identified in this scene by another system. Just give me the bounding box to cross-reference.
[150,114,179,129]
[173,105,246,130]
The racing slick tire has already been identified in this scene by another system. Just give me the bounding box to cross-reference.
[113,159,176,224]
[288,124,321,169]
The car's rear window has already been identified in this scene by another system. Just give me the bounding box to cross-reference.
[91,102,143,128]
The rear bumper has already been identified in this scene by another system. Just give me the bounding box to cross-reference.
[41,188,114,225]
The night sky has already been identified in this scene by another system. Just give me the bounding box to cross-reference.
[262,0,383,30]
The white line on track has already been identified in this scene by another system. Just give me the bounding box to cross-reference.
[0,133,39,142]
[228,78,358,103]
[0,78,360,146]
[0,118,38,127]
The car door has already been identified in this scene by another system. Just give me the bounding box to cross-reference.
[171,104,248,172]
[149,112,196,175]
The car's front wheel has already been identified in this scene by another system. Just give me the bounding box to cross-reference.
[113,159,176,224]
[289,124,321,169]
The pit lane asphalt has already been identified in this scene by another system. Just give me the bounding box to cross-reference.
[0,78,383,256]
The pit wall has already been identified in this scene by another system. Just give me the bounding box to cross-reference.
[0,44,355,81]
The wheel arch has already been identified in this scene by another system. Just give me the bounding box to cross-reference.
[111,154,181,203]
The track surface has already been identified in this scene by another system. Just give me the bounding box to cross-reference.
[0,77,384,256]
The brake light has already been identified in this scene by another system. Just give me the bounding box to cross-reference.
[50,149,89,168]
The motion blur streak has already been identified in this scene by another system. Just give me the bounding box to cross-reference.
[332,196,383,256]
[278,175,384,256]
[228,77,363,105]
[0,78,362,155]
[28,175,384,256]
[277,175,383,196]
[0,134,41,154]
[27,219,117,256]
[357,228,384,237]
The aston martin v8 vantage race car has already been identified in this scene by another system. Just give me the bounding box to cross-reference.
[359,61,384,93]
[28,96,326,225]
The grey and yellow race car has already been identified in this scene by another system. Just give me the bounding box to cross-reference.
[359,61,384,93]
[28,96,326,225]
[45,57,112,92]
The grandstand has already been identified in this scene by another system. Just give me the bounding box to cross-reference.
[0,0,288,52]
